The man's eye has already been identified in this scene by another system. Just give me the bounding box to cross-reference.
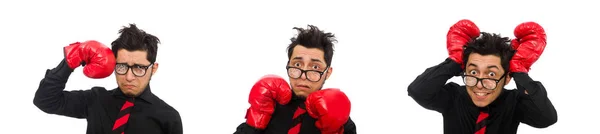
[469,70,477,75]
[488,72,496,77]
[312,65,319,70]
[116,64,128,68]
[294,63,301,67]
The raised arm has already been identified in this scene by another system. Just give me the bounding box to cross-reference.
[234,75,293,134]
[513,73,557,128]
[33,40,115,118]
[343,117,357,134]
[509,21,557,128]
[408,58,463,113]
[408,19,480,113]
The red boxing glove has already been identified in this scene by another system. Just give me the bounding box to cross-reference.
[305,88,351,134]
[245,74,292,129]
[63,40,116,79]
[510,22,547,73]
[447,19,481,68]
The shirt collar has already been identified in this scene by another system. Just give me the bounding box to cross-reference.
[113,85,157,104]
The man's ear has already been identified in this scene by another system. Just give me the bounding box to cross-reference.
[504,74,511,86]
[325,67,333,80]
[152,62,159,74]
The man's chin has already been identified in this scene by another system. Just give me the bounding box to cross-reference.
[473,101,490,107]
[120,89,139,97]
[293,91,308,99]
[127,93,138,97]
[296,95,307,100]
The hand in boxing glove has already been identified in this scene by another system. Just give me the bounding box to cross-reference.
[447,19,481,68]
[305,88,351,134]
[63,40,116,78]
[245,74,293,129]
[510,22,547,74]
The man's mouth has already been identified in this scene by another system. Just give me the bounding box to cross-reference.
[296,85,310,91]
[474,91,491,99]
[123,85,136,89]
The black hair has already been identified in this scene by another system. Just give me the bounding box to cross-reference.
[287,25,337,66]
[111,23,160,64]
[463,32,515,74]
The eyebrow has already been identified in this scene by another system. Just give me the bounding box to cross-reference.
[116,62,152,66]
[311,58,323,63]
[292,57,303,60]
[467,63,500,70]
[467,63,477,67]
[291,57,324,63]
[487,65,499,70]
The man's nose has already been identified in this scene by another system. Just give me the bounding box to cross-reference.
[475,80,484,89]
[125,69,136,81]
[300,72,307,80]
[475,74,486,89]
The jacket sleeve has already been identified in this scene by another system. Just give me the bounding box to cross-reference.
[33,59,94,118]
[343,117,357,134]
[233,123,263,134]
[513,73,558,128]
[407,58,463,113]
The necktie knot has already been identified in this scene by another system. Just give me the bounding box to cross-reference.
[476,111,489,123]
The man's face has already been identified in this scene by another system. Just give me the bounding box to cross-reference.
[464,53,511,107]
[114,49,158,97]
[287,45,332,98]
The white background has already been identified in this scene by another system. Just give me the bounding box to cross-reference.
[0,0,598,133]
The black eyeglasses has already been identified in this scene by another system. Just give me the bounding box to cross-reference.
[115,63,153,77]
[286,66,329,82]
[461,73,506,90]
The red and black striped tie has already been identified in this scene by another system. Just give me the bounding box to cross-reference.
[288,106,306,134]
[113,98,134,134]
[475,111,489,134]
